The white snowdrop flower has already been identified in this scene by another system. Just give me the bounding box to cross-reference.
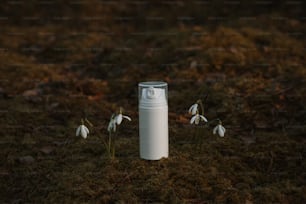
[213,124,226,137]
[190,113,208,125]
[188,103,199,115]
[115,113,132,125]
[107,116,117,132]
[76,124,89,139]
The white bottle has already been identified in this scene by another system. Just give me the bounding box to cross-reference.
[139,81,168,160]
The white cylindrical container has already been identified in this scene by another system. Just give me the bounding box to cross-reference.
[139,81,168,160]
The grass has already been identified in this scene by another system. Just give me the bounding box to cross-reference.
[0,1,306,203]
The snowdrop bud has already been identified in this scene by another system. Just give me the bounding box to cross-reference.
[107,114,116,132]
[107,119,116,132]
[188,103,198,115]
[213,124,226,137]
[76,125,89,139]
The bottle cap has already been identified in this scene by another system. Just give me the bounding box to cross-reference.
[139,81,168,107]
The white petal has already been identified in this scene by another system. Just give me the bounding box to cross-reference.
[107,121,112,132]
[188,104,195,113]
[218,130,224,137]
[213,125,218,134]
[84,125,89,134]
[80,125,88,139]
[76,126,81,136]
[199,115,208,122]
[123,115,131,121]
[218,125,225,137]
[113,122,116,132]
[192,105,198,115]
[188,104,198,115]
[190,115,196,124]
[116,114,123,125]
[195,115,200,125]
[107,115,115,132]
[221,126,226,133]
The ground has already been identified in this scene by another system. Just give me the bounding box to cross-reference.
[0,1,305,203]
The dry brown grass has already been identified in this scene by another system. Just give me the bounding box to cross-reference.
[0,1,305,203]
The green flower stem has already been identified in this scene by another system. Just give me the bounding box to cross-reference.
[111,126,119,159]
[112,133,115,159]
[193,127,203,151]
[196,127,200,150]
[108,132,112,158]
[85,118,93,127]
[112,146,115,159]
[206,118,222,126]
[197,99,204,116]
[91,130,111,158]
[102,138,111,158]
